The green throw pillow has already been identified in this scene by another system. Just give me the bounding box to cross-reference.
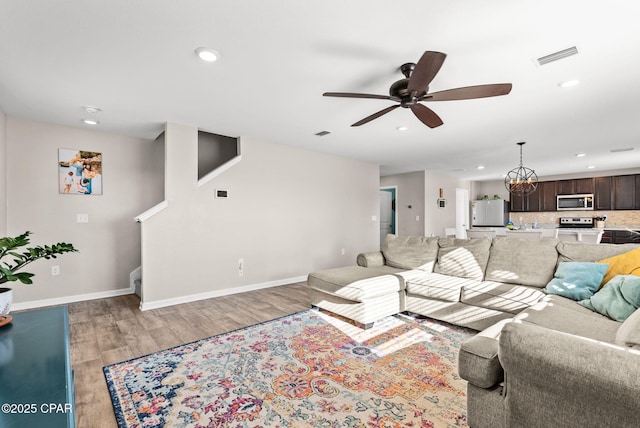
[579,275,640,322]
[544,262,609,301]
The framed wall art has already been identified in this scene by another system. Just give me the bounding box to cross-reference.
[58,149,103,195]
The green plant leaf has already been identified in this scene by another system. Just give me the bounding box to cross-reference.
[0,231,77,286]
[15,272,34,284]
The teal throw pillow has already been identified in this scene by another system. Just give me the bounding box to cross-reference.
[579,275,640,322]
[544,262,609,301]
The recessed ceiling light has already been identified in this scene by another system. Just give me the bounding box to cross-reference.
[195,47,220,62]
[558,79,580,88]
[396,126,408,131]
[587,165,596,169]
[476,165,485,170]
[575,153,586,157]
[82,118,99,125]
[83,105,101,114]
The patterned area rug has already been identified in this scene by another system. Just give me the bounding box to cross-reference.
[104,310,475,427]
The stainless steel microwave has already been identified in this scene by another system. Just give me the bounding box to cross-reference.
[557,194,594,211]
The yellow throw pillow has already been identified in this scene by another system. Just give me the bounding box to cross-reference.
[598,247,640,286]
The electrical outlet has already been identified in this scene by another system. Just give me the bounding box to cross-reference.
[341,248,345,255]
[51,265,60,276]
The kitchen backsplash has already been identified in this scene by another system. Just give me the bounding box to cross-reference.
[509,210,640,229]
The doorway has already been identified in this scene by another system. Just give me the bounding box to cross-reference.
[380,187,397,246]
[455,188,469,238]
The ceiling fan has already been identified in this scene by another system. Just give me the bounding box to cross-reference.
[323,51,512,128]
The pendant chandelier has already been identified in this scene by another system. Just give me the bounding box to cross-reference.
[504,142,538,196]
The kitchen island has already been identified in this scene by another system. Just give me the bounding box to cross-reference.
[601,228,640,244]
[556,228,604,243]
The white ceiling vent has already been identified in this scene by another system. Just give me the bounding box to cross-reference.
[536,46,579,66]
[610,147,634,153]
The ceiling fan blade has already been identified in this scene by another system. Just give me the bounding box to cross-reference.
[323,92,396,101]
[352,105,400,127]
[411,104,444,128]
[407,51,447,94]
[423,83,512,101]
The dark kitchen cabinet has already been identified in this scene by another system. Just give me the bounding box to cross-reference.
[507,174,639,213]
[510,192,526,212]
[575,178,594,194]
[556,178,593,195]
[594,176,613,210]
[526,181,556,212]
[539,181,558,211]
[600,230,613,244]
[526,188,540,212]
[613,175,636,210]
[636,175,640,209]
[556,180,573,195]
[609,230,640,244]
[509,181,557,212]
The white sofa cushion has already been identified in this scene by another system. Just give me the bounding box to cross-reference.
[514,295,620,342]
[557,242,639,263]
[461,281,546,315]
[381,234,440,270]
[308,266,403,302]
[615,306,640,350]
[484,237,559,288]
[434,238,491,280]
[404,271,482,302]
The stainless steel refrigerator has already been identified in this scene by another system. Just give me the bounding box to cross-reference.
[471,200,509,227]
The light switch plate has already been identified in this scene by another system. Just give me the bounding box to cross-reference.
[77,213,89,223]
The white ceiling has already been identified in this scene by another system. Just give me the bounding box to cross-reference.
[1,0,640,180]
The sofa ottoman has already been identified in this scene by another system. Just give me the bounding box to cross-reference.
[307,265,405,328]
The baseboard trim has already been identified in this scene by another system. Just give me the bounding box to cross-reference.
[11,285,136,312]
[139,275,307,311]
[10,275,307,313]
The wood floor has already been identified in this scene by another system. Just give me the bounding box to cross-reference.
[67,282,310,428]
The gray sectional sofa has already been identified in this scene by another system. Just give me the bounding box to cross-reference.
[307,234,640,427]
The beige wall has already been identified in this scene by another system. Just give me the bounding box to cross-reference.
[380,171,425,236]
[0,109,6,236]
[6,118,161,307]
[139,123,379,308]
[473,180,510,201]
[381,170,471,238]
[424,171,471,237]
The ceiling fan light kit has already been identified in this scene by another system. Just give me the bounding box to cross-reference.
[323,51,512,128]
[504,142,538,196]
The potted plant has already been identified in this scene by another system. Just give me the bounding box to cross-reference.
[593,216,607,229]
[0,231,77,315]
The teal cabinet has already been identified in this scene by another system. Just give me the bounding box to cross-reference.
[0,306,75,428]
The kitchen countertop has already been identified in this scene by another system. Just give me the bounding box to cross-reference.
[556,228,602,233]
[476,226,640,233]
[602,227,640,231]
